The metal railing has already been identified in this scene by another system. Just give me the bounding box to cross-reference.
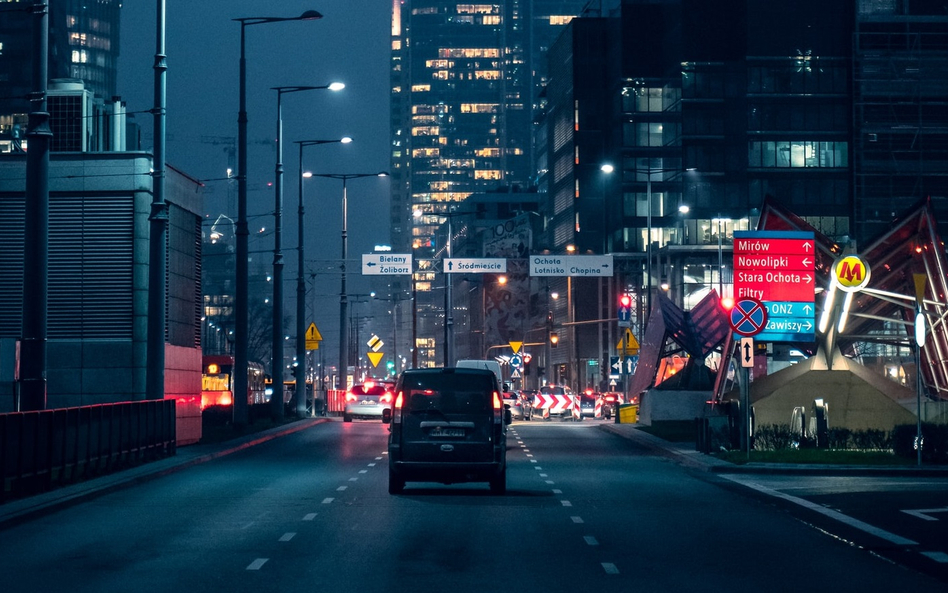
[1,399,176,502]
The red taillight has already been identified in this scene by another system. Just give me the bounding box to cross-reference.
[394,392,404,409]
[345,392,357,402]
[380,391,393,404]
[605,395,615,402]
[493,391,502,410]
[364,380,375,389]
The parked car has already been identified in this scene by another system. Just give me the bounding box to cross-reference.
[383,367,511,494]
[516,390,535,420]
[343,380,394,422]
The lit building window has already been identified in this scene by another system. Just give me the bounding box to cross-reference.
[474,170,503,180]
[549,16,574,25]
[460,103,499,113]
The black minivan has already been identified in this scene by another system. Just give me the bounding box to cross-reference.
[382,367,511,494]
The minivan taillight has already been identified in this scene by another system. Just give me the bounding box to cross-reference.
[493,391,502,423]
[393,391,404,424]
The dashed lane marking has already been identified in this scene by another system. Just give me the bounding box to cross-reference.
[246,559,268,570]
[561,500,572,507]
[337,486,348,491]
[552,489,562,494]
[584,536,599,546]
[279,533,295,542]
[303,513,317,521]
[321,497,334,504]
[921,552,948,563]
[601,562,619,574]
[571,516,584,523]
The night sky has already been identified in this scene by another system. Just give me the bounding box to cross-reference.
[118,1,394,336]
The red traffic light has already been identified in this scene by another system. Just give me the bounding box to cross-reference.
[522,353,532,364]
[720,296,735,311]
[619,294,632,308]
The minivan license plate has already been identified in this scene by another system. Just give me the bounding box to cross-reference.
[429,427,464,438]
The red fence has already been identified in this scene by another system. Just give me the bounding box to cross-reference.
[0,399,176,502]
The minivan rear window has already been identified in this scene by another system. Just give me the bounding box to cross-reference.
[400,373,494,414]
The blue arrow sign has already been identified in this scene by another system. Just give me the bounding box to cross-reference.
[623,355,637,375]
[609,356,621,379]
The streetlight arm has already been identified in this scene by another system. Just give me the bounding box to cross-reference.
[234,11,323,26]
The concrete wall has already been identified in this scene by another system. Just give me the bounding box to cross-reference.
[639,389,709,425]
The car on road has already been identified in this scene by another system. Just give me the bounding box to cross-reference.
[383,367,511,494]
[503,390,533,421]
[343,380,394,422]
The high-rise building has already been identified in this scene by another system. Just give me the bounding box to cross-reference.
[389,0,592,366]
[0,0,123,151]
[852,0,948,243]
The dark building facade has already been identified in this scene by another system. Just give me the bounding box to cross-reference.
[0,0,122,151]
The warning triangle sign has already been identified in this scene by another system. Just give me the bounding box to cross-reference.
[367,352,384,367]
[509,341,522,354]
[306,323,323,341]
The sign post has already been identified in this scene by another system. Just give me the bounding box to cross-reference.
[728,297,767,457]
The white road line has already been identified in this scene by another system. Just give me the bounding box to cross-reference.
[337,486,348,491]
[901,507,948,521]
[526,454,534,458]
[561,500,572,507]
[571,516,584,523]
[601,562,619,574]
[368,463,376,467]
[725,476,918,546]
[552,489,562,494]
[246,558,268,570]
[322,497,334,504]
[279,533,295,542]
[359,470,368,474]
[540,473,548,478]
[303,513,317,521]
[531,460,538,464]
[584,536,599,546]
[921,551,948,563]
[375,457,383,460]
[545,480,555,484]
[349,477,358,481]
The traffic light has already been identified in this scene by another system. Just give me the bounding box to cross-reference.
[619,294,632,309]
[523,353,532,375]
[550,332,559,348]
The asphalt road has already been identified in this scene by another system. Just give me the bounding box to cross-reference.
[0,419,945,592]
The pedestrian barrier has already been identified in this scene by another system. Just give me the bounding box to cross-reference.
[0,399,176,502]
[532,393,581,420]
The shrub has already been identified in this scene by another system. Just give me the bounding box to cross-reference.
[828,428,852,450]
[754,424,792,451]
[851,428,889,451]
[892,423,948,464]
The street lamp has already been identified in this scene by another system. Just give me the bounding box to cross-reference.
[308,172,390,390]
[233,9,322,427]
[269,84,344,422]
[293,137,352,417]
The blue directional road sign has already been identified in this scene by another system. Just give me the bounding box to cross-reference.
[730,298,768,337]
[609,356,621,379]
[510,354,523,369]
[623,355,638,376]
[758,301,815,342]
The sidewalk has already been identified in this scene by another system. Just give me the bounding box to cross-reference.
[599,422,948,477]
[0,417,331,528]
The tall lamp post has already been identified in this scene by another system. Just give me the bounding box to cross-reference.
[232,10,321,427]
[294,138,351,417]
[19,0,51,410]
[308,172,389,390]
[270,83,344,422]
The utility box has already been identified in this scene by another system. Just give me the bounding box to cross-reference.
[618,403,638,424]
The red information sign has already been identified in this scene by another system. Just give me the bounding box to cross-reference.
[733,232,816,302]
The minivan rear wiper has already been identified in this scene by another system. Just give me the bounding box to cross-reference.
[410,407,451,422]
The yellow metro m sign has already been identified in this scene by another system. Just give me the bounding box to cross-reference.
[834,255,871,292]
